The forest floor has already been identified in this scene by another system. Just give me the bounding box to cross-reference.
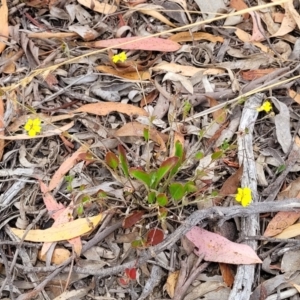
[1,0,300,299]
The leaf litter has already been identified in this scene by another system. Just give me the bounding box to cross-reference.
[2,0,300,299]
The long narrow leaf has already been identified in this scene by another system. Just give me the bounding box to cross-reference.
[130,168,151,188]
[153,157,179,189]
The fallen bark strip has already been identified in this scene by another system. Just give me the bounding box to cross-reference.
[11,199,300,278]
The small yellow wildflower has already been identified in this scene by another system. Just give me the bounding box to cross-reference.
[257,100,272,113]
[235,187,252,207]
[112,51,127,63]
[24,118,42,137]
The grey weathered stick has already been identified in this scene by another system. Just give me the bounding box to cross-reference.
[229,94,263,300]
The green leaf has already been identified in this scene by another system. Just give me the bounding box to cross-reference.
[211,190,219,197]
[148,191,156,204]
[195,151,204,160]
[131,239,144,249]
[97,190,107,198]
[118,145,129,178]
[184,181,197,193]
[211,151,223,160]
[169,141,184,177]
[220,139,230,151]
[77,204,84,216]
[153,157,179,188]
[143,128,149,141]
[169,182,185,201]
[82,195,90,203]
[276,164,286,174]
[105,152,119,170]
[129,168,151,188]
[156,193,168,207]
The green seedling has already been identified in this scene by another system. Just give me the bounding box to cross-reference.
[118,145,129,178]
[65,175,74,192]
[105,152,119,170]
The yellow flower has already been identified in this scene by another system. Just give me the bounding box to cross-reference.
[235,187,252,207]
[112,51,127,63]
[24,118,42,137]
[257,100,272,113]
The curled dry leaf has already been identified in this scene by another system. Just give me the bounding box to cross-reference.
[95,65,151,81]
[11,213,104,242]
[86,37,181,52]
[48,146,88,192]
[38,247,71,265]
[77,0,117,14]
[169,31,223,43]
[75,103,148,117]
[206,96,227,124]
[115,122,167,152]
[0,0,8,54]
[241,69,278,80]
[272,0,296,37]
[123,211,145,229]
[152,62,225,77]
[165,271,180,298]
[39,181,82,256]
[0,121,74,140]
[186,226,262,264]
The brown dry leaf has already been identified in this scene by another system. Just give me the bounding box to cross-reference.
[77,0,117,14]
[95,65,151,80]
[48,146,88,192]
[75,103,148,117]
[165,271,179,298]
[214,167,243,205]
[273,12,285,23]
[0,121,74,140]
[87,37,180,52]
[264,178,300,237]
[2,51,16,74]
[234,27,271,53]
[140,9,176,27]
[272,0,296,37]
[0,0,8,54]
[169,31,223,43]
[152,62,225,77]
[264,210,300,237]
[249,12,265,41]
[140,90,159,107]
[0,97,4,160]
[219,263,234,287]
[288,89,300,104]
[11,213,104,242]
[25,0,49,7]
[115,122,167,152]
[293,283,300,293]
[28,32,78,39]
[230,0,249,18]
[275,223,300,239]
[38,248,71,265]
[241,68,278,80]
[206,96,227,124]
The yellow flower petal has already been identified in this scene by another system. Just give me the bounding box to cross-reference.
[28,129,36,137]
[257,101,272,113]
[235,187,252,207]
[24,119,33,131]
[24,118,42,136]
